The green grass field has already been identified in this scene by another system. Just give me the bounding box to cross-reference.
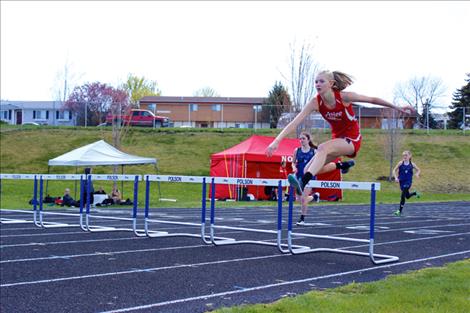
[0,126,469,209]
[1,125,469,313]
[212,259,470,313]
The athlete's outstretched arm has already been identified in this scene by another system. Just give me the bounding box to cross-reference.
[341,91,414,114]
[266,99,318,157]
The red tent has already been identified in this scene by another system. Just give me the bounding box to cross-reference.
[209,135,342,201]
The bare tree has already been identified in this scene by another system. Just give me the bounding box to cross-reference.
[381,106,403,181]
[193,86,220,97]
[283,40,321,112]
[51,58,83,102]
[393,76,446,115]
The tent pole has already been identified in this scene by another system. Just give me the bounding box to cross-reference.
[155,163,162,200]
[121,165,124,198]
[74,167,78,199]
[45,166,50,196]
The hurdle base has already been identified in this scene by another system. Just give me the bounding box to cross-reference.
[289,247,399,264]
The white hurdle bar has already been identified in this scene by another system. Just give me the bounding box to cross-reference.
[82,174,143,233]
[0,173,146,234]
[139,175,233,242]
[285,180,399,264]
[0,174,83,228]
[206,177,311,253]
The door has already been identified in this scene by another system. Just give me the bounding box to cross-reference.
[16,111,22,124]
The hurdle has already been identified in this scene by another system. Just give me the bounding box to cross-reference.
[285,180,399,264]
[137,175,234,242]
[0,174,38,225]
[207,177,310,253]
[81,174,144,233]
[0,174,82,228]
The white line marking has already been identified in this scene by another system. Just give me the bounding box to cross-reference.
[99,250,470,313]
[2,232,469,264]
[0,254,285,287]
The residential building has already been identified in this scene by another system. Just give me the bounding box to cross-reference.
[0,101,75,126]
[140,96,417,129]
[139,96,268,128]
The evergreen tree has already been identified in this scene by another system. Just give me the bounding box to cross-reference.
[418,100,438,129]
[448,74,470,129]
[263,82,292,128]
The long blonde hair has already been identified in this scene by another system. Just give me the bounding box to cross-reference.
[318,70,354,91]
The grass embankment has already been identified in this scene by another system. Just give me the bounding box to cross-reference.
[212,259,470,313]
[0,126,469,209]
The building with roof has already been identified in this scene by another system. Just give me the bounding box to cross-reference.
[139,96,417,129]
[0,101,76,126]
[139,96,268,128]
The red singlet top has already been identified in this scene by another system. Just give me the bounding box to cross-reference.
[317,90,361,141]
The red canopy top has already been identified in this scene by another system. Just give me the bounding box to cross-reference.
[211,135,300,163]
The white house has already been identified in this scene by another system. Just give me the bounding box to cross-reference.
[0,101,76,126]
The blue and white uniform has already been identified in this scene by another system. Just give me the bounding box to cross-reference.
[295,147,316,181]
[398,161,414,190]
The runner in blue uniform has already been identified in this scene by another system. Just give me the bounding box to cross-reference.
[393,150,421,216]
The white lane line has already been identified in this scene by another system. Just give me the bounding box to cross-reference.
[99,250,470,313]
[2,231,469,264]
[0,243,210,264]
[0,254,286,287]
[0,237,143,248]
[2,230,470,287]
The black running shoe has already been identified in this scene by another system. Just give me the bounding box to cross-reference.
[311,192,320,203]
[340,160,356,174]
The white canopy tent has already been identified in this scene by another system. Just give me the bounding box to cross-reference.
[48,140,157,166]
[47,140,159,198]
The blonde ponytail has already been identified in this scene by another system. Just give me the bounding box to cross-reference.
[332,71,354,91]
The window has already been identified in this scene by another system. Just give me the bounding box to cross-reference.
[212,104,221,112]
[1,111,7,119]
[253,105,262,112]
[56,110,70,120]
[33,110,48,120]
[132,111,140,116]
[189,104,198,112]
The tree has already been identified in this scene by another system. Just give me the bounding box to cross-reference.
[393,76,446,128]
[121,74,161,107]
[64,82,129,126]
[51,57,82,103]
[448,73,470,129]
[380,108,402,181]
[283,40,321,112]
[262,82,292,128]
[193,86,220,97]
[419,99,438,129]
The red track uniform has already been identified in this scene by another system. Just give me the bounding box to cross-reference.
[317,91,362,158]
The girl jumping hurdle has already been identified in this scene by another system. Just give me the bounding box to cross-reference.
[266,70,414,195]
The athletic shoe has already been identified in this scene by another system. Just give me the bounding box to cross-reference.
[296,220,306,226]
[340,159,356,174]
[414,190,421,199]
[312,192,320,203]
[288,174,303,196]
[393,210,401,217]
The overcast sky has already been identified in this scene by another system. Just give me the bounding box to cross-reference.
[1,1,469,112]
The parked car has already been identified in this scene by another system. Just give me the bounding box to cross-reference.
[105,109,170,128]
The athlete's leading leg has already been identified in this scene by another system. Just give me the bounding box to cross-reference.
[301,138,355,191]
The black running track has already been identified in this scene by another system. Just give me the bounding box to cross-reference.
[1,201,469,313]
